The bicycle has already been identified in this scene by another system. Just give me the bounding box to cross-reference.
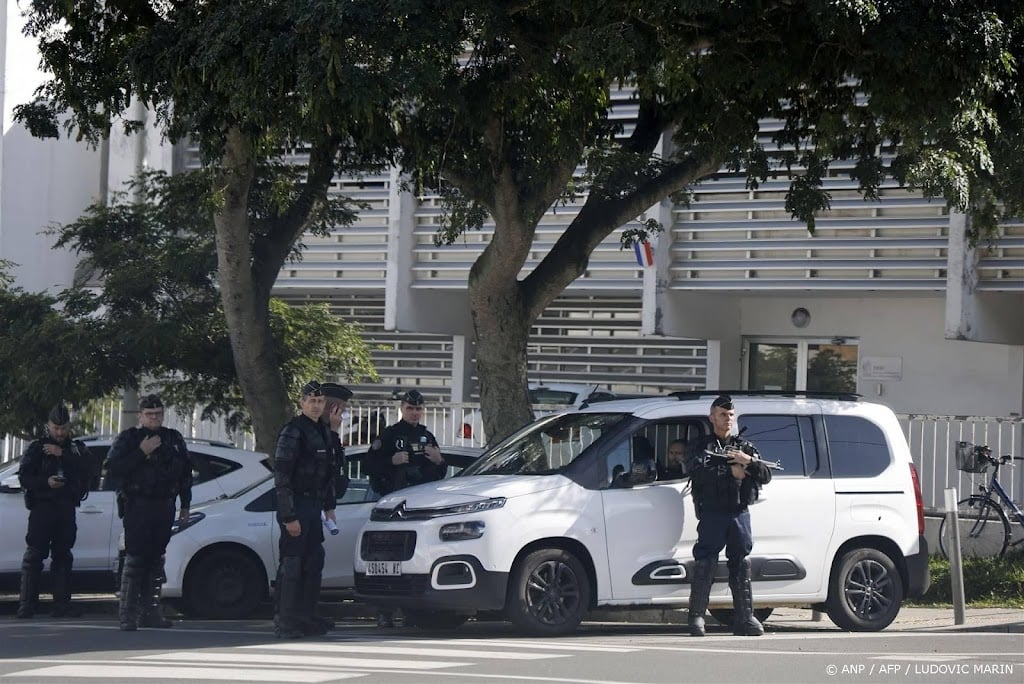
[938,441,1024,559]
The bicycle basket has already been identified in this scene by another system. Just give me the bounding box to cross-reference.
[955,442,991,473]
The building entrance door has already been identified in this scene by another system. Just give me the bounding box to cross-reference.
[743,338,858,393]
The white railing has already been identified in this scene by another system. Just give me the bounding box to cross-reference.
[3,404,1020,513]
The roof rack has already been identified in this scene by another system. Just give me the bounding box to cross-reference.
[666,390,862,402]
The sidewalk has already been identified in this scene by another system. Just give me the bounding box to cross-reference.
[584,605,1024,634]
[3,595,1021,633]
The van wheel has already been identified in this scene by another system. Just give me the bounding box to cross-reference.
[184,548,266,619]
[405,610,468,631]
[506,548,589,636]
[825,548,903,631]
[708,607,774,626]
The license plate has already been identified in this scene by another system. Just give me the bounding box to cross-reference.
[366,561,402,576]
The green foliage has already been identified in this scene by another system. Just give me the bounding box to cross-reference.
[917,555,1024,608]
[0,170,378,438]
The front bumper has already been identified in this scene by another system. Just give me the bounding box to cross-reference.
[355,554,508,612]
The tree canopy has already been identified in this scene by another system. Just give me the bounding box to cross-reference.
[391,0,1024,442]
[17,1,449,450]
[0,171,379,440]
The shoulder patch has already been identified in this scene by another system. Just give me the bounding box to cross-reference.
[371,439,382,451]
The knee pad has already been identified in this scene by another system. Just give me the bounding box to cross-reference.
[21,547,46,570]
[50,550,74,570]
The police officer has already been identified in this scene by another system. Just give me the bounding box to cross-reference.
[365,389,445,627]
[104,394,192,631]
[366,389,445,496]
[16,404,90,618]
[273,381,337,639]
[684,395,772,637]
[319,382,353,502]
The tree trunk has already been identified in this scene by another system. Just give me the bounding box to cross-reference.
[469,276,534,446]
[212,128,292,454]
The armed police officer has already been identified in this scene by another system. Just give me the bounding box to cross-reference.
[684,395,772,637]
[365,389,445,627]
[366,389,445,496]
[16,404,90,618]
[273,381,337,639]
[104,394,192,631]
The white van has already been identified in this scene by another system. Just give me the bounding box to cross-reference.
[354,392,930,635]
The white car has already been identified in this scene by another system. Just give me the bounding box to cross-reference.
[0,437,271,594]
[159,445,481,619]
[457,383,622,447]
[356,392,931,634]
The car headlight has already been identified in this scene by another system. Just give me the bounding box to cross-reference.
[170,511,205,535]
[439,520,486,541]
[439,497,506,516]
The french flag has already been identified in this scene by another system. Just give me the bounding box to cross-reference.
[633,239,654,267]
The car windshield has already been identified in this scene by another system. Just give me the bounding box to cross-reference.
[460,412,627,476]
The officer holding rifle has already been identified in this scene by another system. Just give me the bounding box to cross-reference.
[684,394,773,637]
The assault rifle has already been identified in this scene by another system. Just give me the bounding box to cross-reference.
[702,431,784,472]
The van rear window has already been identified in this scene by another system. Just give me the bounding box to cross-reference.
[823,415,891,477]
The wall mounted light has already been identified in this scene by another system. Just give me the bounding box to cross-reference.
[791,307,810,328]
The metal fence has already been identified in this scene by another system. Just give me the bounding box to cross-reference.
[3,403,1021,514]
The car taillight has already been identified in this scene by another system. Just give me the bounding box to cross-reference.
[461,423,473,439]
[909,463,925,536]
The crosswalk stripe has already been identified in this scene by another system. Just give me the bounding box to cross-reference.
[408,638,640,652]
[136,651,466,670]
[1,665,357,682]
[239,642,568,660]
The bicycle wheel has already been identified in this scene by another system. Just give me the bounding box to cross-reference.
[939,496,1010,559]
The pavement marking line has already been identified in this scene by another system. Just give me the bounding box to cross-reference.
[135,651,468,670]
[0,665,357,682]
[238,642,569,660]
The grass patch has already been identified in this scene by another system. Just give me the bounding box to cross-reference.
[911,554,1024,609]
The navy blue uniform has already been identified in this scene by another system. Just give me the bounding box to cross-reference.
[105,426,192,629]
[17,437,90,616]
[366,420,445,495]
[273,414,336,637]
[684,432,772,636]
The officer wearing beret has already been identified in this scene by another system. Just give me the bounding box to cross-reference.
[684,395,772,637]
[365,389,445,627]
[16,404,90,618]
[273,381,337,638]
[319,382,353,502]
[104,394,192,631]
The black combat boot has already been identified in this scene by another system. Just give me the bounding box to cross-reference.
[729,558,764,636]
[16,550,44,619]
[118,556,145,631]
[50,556,82,617]
[139,559,173,628]
[300,570,331,636]
[687,559,716,637]
[275,557,305,639]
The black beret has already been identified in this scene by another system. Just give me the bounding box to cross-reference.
[48,404,70,425]
[139,394,164,410]
[321,383,353,401]
[711,394,733,410]
[401,389,425,406]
